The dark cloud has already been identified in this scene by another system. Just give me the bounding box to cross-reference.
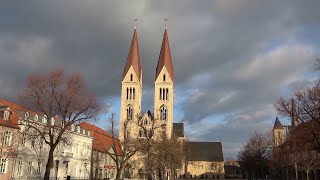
[0,0,320,158]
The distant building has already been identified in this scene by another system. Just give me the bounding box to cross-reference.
[0,98,93,179]
[0,105,20,180]
[181,142,225,179]
[80,122,122,180]
[224,160,244,179]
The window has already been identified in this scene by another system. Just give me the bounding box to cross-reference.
[133,88,135,99]
[144,119,148,125]
[139,129,144,137]
[27,162,32,175]
[17,161,23,175]
[160,88,162,100]
[42,115,47,123]
[25,112,29,119]
[198,163,203,169]
[126,88,129,100]
[0,159,8,173]
[163,74,166,81]
[34,114,38,121]
[130,74,133,81]
[3,110,9,120]
[166,88,169,100]
[2,131,12,147]
[127,106,133,120]
[37,162,41,174]
[160,106,167,120]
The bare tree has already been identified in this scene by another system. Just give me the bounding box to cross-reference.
[19,70,100,180]
[107,113,138,180]
[238,131,272,180]
[0,126,20,162]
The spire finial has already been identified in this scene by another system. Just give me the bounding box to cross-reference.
[164,18,168,29]
[134,18,138,30]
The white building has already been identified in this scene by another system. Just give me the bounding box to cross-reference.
[0,99,93,179]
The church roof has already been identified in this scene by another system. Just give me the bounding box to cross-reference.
[155,29,174,81]
[273,117,283,129]
[173,123,184,137]
[187,142,224,162]
[80,122,122,155]
[123,29,142,81]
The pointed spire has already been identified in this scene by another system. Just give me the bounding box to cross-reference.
[123,28,142,81]
[155,28,174,81]
[273,117,283,129]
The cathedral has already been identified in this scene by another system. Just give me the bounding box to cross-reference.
[119,26,174,140]
[118,26,224,179]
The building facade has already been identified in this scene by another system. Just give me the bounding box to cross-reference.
[119,27,224,179]
[80,122,122,180]
[0,105,20,180]
[0,98,93,180]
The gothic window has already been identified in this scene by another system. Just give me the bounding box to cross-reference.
[144,119,148,125]
[126,88,129,100]
[162,88,165,100]
[163,74,166,81]
[160,88,162,100]
[130,74,133,81]
[166,88,169,100]
[148,130,153,138]
[160,105,167,120]
[133,88,135,99]
[139,129,144,137]
[129,88,132,99]
[127,106,133,120]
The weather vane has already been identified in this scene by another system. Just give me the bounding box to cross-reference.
[134,18,138,29]
[164,18,168,29]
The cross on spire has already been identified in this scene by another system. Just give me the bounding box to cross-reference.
[164,18,168,29]
[134,18,138,29]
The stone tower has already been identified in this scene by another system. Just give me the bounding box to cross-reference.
[119,28,142,141]
[154,28,174,138]
[272,117,286,147]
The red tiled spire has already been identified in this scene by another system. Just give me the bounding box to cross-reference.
[123,28,142,81]
[155,29,174,81]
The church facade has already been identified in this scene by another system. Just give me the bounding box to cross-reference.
[118,27,224,179]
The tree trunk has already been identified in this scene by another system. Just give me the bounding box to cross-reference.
[294,163,298,180]
[44,147,55,180]
[116,166,123,180]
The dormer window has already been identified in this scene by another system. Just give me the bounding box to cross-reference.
[25,112,30,119]
[42,115,47,124]
[130,74,133,81]
[34,114,38,121]
[163,74,166,81]
[3,110,9,120]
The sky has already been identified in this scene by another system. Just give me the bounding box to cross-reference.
[1,0,320,159]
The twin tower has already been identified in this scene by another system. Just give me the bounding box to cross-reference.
[119,28,175,141]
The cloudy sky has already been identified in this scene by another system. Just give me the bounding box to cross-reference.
[1,1,320,159]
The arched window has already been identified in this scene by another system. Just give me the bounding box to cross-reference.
[139,129,144,137]
[144,119,148,125]
[160,88,162,100]
[126,88,129,100]
[133,88,135,100]
[34,114,38,121]
[127,106,133,120]
[162,88,165,100]
[163,74,166,81]
[166,88,169,100]
[130,74,133,81]
[129,88,132,99]
[160,106,167,120]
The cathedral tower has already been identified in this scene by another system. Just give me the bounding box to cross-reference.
[272,117,286,147]
[154,28,174,138]
[119,28,142,141]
